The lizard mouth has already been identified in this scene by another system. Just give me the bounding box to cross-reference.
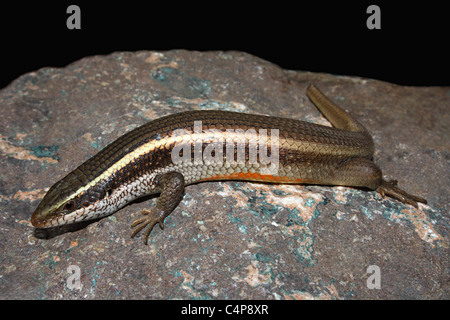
[31,206,68,228]
[31,211,53,228]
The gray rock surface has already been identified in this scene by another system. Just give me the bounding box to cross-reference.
[0,50,448,299]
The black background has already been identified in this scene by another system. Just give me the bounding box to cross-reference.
[3,299,444,317]
[1,2,448,89]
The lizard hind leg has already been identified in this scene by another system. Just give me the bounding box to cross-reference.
[330,157,383,190]
[330,157,427,208]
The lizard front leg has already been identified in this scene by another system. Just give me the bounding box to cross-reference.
[131,171,185,244]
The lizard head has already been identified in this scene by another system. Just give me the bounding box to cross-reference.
[31,171,115,228]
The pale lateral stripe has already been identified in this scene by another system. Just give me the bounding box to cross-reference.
[59,130,360,204]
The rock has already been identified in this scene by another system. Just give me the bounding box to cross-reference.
[0,50,448,299]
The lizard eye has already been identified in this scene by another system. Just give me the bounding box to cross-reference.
[64,201,75,211]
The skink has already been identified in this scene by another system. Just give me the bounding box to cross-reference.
[31,85,427,244]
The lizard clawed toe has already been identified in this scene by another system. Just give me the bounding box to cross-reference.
[131,209,165,245]
[376,179,427,209]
